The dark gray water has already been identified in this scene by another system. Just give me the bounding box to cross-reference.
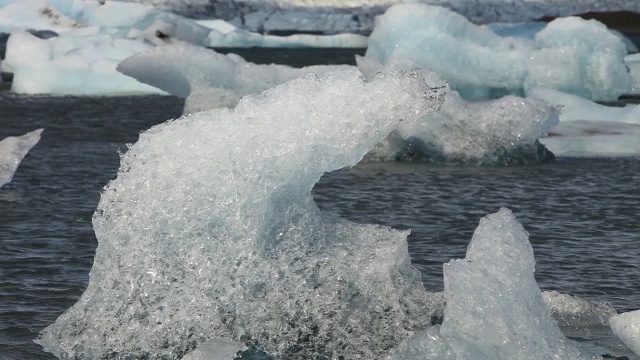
[1,94,639,359]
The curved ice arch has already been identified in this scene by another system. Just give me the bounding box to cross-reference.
[390,208,599,360]
[35,69,445,359]
[358,57,557,165]
[117,43,348,112]
[365,3,630,102]
[0,128,43,188]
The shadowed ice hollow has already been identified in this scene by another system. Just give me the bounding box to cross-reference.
[35,69,445,359]
[0,128,43,188]
[390,208,600,360]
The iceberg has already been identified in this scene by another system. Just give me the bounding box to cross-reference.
[0,128,43,188]
[35,69,445,359]
[610,310,640,357]
[117,43,348,112]
[117,0,640,34]
[358,57,557,165]
[365,4,631,102]
[530,88,640,157]
[390,208,598,360]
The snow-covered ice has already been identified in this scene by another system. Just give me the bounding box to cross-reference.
[366,4,631,102]
[390,208,598,360]
[0,0,368,95]
[610,310,640,357]
[0,128,43,188]
[35,69,445,359]
[530,88,640,157]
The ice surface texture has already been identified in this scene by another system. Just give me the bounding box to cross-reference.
[391,208,597,360]
[117,43,347,113]
[0,128,42,188]
[610,310,640,356]
[366,4,630,102]
[36,69,445,359]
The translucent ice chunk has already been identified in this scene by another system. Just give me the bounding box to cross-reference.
[0,128,43,188]
[181,338,247,360]
[35,69,444,359]
[542,291,617,327]
[610,310,640,356]
[117,43,348,113]
[391,208,597,360]
[358,57,557,165]
[366,3,630,101]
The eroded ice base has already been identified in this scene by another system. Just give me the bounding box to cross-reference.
[35,69,445,359]
[0,128,43,188]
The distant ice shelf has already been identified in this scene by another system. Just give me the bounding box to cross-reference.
[117,0,640,34]
[0,0,366,95]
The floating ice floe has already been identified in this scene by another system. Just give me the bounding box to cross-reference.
[530,88,640,157]
[610,310,640,357]
[365,4,631,102]
[35,69,445,359]
[358,57,557,165]
[390,208,599,360]
[117,43,348,112]
[0,0,366,95]
[0,128,43,188]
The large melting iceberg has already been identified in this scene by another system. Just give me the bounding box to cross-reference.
[365,4,631,102]
[36,69,445,359]
[0,128,43,188]
[391,208,598,360]
[117,43,347,112]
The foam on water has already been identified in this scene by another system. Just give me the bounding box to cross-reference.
[0,128,43,188]
[365,4,630,101]
[391,208,599,360]
[35,69,445,359]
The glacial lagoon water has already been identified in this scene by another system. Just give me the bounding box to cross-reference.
[1,93,639,359]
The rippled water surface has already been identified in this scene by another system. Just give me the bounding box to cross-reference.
[1,94,639,359]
